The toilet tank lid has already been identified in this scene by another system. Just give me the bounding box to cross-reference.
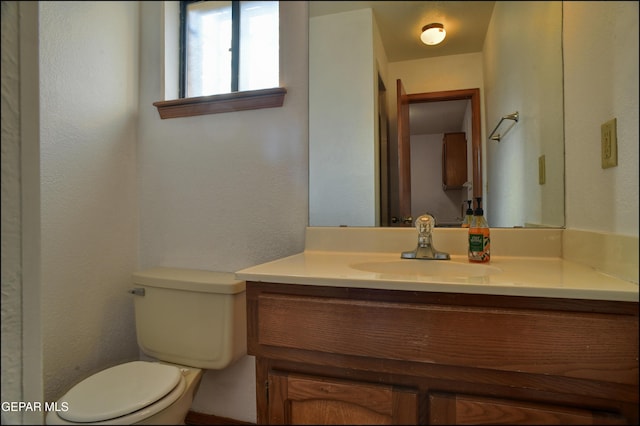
[133,267,245,294]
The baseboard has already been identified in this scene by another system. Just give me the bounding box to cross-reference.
[185,410,255,425]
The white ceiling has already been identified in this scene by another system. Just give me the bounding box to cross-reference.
[309,1,496,62]
[409,99,469,135]
[309,1,495,135]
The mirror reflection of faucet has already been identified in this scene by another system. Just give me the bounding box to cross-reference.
[401,214,451,260]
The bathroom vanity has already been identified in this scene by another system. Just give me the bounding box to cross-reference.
[236,228,639,425]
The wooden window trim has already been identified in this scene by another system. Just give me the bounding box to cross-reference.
[153,87,287,119]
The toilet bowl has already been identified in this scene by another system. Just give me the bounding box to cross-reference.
[46,268,246,425]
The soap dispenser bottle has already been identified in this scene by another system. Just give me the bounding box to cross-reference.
[468,197,490,263]
[461,200,473,228]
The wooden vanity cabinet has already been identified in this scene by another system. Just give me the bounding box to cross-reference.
[247,282,639,425]
[442,132,467,190]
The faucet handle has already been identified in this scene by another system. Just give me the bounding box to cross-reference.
[402,213,450,260]
[415,214,435,236]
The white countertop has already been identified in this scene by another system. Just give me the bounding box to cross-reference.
[236,250,639,302]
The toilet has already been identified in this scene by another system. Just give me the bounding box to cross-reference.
[46,267,246,425]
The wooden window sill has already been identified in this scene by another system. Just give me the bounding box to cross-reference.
[153,87,287,119]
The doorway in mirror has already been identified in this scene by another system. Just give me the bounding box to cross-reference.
[388,82,481,228]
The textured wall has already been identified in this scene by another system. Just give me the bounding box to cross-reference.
[137,2,308,274]
[564,1,639,235]
[1,2,23,424]
[38,1,141,410]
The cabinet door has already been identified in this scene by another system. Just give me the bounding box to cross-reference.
[429,393,627,425]
[442,132,467,189]
[268,372,419,425]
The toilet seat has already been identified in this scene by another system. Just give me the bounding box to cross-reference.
[52,361,185,425]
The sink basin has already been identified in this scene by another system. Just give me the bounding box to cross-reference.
[350,260,501,279]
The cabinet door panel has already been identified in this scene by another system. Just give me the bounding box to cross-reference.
[268,372,418,425]
[429,393,626,425]
[442,132,467,189]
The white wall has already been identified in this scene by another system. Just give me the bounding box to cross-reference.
[37,0,142,411]
[483,1,564,228]
[1,2,141,423]
[410,133,465,224]
[138,2,307,273]
[309,8,377,226]
[137,2,308,423]
[563,1,639,236]
[1,2,24,424]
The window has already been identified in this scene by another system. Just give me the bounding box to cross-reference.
[153,0,285,119]
[180,0,279,98]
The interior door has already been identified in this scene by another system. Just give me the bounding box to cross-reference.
[395,78,412,227]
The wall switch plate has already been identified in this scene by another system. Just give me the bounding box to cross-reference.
[601,118,618,168]
[538,155,546,185]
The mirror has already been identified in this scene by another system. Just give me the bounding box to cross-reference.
[309,1,565,228]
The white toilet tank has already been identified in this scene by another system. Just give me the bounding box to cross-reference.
[131,267,246,370]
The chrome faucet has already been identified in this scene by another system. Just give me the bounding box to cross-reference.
[401,214,450,260]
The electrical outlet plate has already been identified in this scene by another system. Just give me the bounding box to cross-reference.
[601,118,618,168]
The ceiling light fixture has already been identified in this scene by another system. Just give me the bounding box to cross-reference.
[421,23,446,45]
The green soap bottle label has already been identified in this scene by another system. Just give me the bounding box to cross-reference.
[469,234,484,251]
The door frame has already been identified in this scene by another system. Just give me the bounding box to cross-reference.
[406,88,482,201]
